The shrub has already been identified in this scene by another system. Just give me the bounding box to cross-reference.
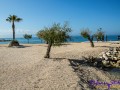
[23,34,32,43]
[8,40,19,47]
[94,28,105,42]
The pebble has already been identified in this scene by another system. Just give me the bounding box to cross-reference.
[99,47,120,68]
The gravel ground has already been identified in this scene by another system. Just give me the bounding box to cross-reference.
[0,42,119,90]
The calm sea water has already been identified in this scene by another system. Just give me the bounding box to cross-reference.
[0,35,119,44]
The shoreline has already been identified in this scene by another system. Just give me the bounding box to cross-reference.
[0,40,120,44]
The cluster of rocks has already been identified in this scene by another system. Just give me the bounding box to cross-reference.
[99,47,120,68]
[69,47,120,70]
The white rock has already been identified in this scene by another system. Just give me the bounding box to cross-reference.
[102,60,109,65]
[113,57,118,60]
[103,54,108,60]
[102,52,106,54]
[106,52,110,56]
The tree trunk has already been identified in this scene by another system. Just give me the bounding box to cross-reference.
[46,41,48,44]
[12,21,15,40]
[88,38,94,47]
[44,43,52,58]
[106,35,108,42]
[90,40,94,47]
[102,36,104,42]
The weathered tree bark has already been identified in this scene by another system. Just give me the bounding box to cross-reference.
[88,37,94,47]
[44,43,52,58]
[102,35,104,42]
[12,21,15,40]
[90,40,94,47]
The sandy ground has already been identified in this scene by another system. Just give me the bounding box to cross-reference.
[0,42,119,90]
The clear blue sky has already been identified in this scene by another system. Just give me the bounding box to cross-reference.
[0,0,120,38]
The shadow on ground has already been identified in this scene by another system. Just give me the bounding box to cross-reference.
[95,46,111,48]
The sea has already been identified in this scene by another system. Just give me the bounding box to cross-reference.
[0,35,119,44]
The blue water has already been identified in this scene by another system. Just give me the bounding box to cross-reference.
[0,35,119,44]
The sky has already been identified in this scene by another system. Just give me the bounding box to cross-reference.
[0,0,120,38]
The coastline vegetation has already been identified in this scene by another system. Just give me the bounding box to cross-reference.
[23,34,32,44]
[6,15,22,46]
[37,22,71,58]
[80,28,94,47]
[94,28,105,42]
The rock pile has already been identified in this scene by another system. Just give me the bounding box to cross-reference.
[99,47,120,68]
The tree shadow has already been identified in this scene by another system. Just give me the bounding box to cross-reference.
[95,46,111,48]
[38,43,71,47]
[50,57,66,61]
[69,59,86,65]
[60,43,71,45]
[7,45,32,48]
[21,45,32,48]
[68,58,120,76]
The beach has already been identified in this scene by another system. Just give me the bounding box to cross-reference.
[0,42,119,90]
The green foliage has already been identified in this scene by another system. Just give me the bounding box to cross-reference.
[24,34,32,39]
[6,15,22,22]
[6,15,22,40]
[37,22,71,46]
[94,28,105,41]
[23,34,32,43]
[80,29,91,39]
[37,22,72,58]
[8,40,19,47]
[80,28,94,47]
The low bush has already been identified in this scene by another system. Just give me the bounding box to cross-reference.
[8,40,19,47]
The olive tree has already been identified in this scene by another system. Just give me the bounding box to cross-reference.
[37,23,71,58]
[80,29,94,47]
[23,34,32,43]
[94,28,105,42]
